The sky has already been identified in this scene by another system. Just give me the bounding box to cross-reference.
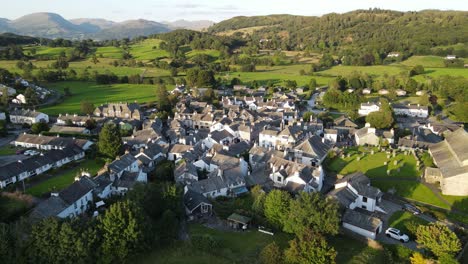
[1,0,467,22]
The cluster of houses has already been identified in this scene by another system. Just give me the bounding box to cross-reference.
[1,83,466,242]
[1,79,52,105]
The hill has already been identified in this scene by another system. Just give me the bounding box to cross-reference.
[0,33,40,46]
[208,10,468,54]
[8,12,87,39]
[165,20,215,31]
[69,18,116,33]
[90,19,170,40]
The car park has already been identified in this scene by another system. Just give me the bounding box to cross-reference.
[385,228,409,243]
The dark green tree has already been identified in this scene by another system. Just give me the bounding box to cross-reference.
[80,100,95,115]
[264,190,291,229]
[24,87,39,105]
[284,229,336,264]
[0,120,7,137]
[283,192,340,236]
[251,185,266,216]
[31,122,49,134]
[100,200,147,263]
[156,84,170,112]
[260,242,284,264]
[98,122,122,158]
[1,88,9,106]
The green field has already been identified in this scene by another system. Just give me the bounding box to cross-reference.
[398,56,447,68]
[95,46,124,59]
[372,180,448,209]
[326,147,421,179]
[39,81,162,115]
[0,145,17,155]
[130,39,170,60]
[387,211,429,238]
[26,159,104,197]
[23,46,74,59]
[138,224,388,264]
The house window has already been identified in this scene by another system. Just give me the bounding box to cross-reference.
[363,197,368,202]
[361,205,367,210]
[277,176,282,182]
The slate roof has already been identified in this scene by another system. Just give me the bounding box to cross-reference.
[429,128,468,178]
[108,153,137,173]
[184,189,211,212]
[295,135,331,159]
[189,176,228,194]
[30,196,68,219]
[59,177,95,204]
[10,109,45,118]
[342,208,382,232]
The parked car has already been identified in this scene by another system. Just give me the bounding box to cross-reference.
[16,149,25,155]
[403,203,421,215]
[385,228,409,243]
[24,150,40,156]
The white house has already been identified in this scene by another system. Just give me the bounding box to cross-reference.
[393,104,428,118]
[342,209,383,240]
[362,88,372,95]
[324,129,338,143]
[387,52,400,58]
[358,102,380,116]
[395,89,407,96]
[446,55,457,60]
[10,109,49,124]
[12,94,26,104]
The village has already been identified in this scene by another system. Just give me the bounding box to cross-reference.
[0,78,467,260]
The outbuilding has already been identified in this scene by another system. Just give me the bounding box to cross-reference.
[342,209,382,240]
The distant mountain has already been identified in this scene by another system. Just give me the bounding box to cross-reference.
[0,13,170,40]
[166,20,215,31]
[90,19,170,40]
[8,12,87,39]
[70,18,116,32]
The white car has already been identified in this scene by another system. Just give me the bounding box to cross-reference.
[24,150,40,156]
[385,228,409,243]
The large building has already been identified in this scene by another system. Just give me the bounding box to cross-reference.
[10,109,49,125]
[427,129,468,196]
[358,102,380,116]
[94,103,142,120]
[393,104,428,118]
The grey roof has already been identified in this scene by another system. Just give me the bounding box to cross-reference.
[342,208,382,232]
[30,196,68,219]
[114,171,139,189]
[108,153,137,173]
[59,177,95,204]
[429,128,468,178]
[184,189,211,212]
[225,141,251,157]
[169,144,193,154]
[329,187,359,208]
[10,109,45,118]
[189,176,228,194]
[295,135,331,160]
[210,129,234,143]
[337,172,382,199]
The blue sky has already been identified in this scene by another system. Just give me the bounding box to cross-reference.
[2,0,467,22]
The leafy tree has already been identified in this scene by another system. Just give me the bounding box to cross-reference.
[419,94,430,106]
[319,54,334,68]
[1,88,9,106]
[416,223,461,258]
[31,122,49,134]
[437,254,458,264]
[309,78,317,89]
[410,252,427,264]
[264,190,291,229]
[80,100,95,115]
[260,242,284,264]
[24,87,39,105]
[157,209,179,243]
[284,229,336,264]
[98,122,122,158]
[100,200,147,263]
[0,120,7,137]
[366,99,394,129]
[283,192,340,236]
[302,111,313,122]
[28,218,61,263]
[52,56,69,70]
[0,223,15,264]
[156,84,170,112]
[251,185,266,216]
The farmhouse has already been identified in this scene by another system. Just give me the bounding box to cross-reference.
[358,102,380,116]
[393,104,428,118]
[94,102,142,120]
[427,128,468,196]
[10,109,49,124]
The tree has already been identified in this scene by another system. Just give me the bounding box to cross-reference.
[28,218,61,263]
[251,185,266,216]
[31,122,49,134]
[0,223,15,264]
[92,54,99,65]
[1,88,9,106]
[156,84,170,112]
[100,200,147,263]
[303,111,313,122]
[416,223,461,258]
[366,110,394,129]
[283,192,340,236]
[284,229,336,264]
[24,87,39,105]
[410,252,427,264]
[264,190,291,229]
[309,78,317,90]
[260,242,284,264]
[52,56,69,69]
[419,94,430,106]
[0,120,7,137]
[98,122,122,158]
[80,100,95,115]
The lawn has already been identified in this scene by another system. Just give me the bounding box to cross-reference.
[26,159,104,197]
[39,81,163,115]
[0,145,17,155]
[326,147,421,179]
[398,56,447,68]
[372,180,449,209]
[138,222,393,264]
[23,46,74,59]
[387,211,429,238]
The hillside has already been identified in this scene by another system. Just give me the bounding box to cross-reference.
[90,19,170,40]
[0,33,39,46]
[209,10,468,54]
[166,20,215,31]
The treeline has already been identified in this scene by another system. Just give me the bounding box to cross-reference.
[0,182,182,264]
[210,9,468,59]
